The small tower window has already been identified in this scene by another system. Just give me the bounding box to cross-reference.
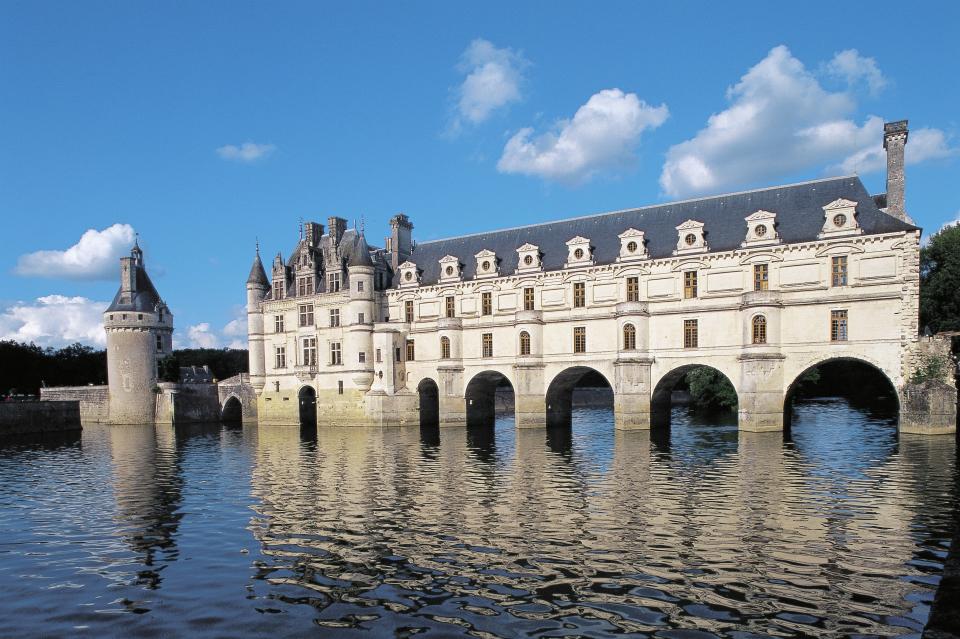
[519,331,531,356]
[754,264,769,291]
[752,315,767,344]
[445,296,456,318]
[156,335,163,352]
[405,300,414,322]
[573,282,585,308]
[440,336,451,359]
[626,277,639,302]
[623,323,636,350]
[573,326,586,353]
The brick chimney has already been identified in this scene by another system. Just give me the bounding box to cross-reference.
[883,120,908,221]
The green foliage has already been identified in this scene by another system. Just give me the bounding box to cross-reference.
[685,367,738,411]
[173,348,248,381]
[158,355,180,382]
[920,223,960,342]
[0,340,107,396]
[910,352,949,384]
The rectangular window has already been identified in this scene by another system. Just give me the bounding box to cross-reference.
[330,342,342,365]
[156,335,163,352]
[376,348,382,363]
[445,296,456,318]
[440,337,451,359]
[482,333,493,358]
[683,319,698,349]
[274,314,284,333]
[481,292,492,315]
[831,310,848,342]
[358,312,365,324]
[523,287,535,311]
[358,351,366,364]
[405,300,414,322]
[395,347,401,362]
[832,256,848,287]
[754,264,769,291]
[573,326,586,353]
[297,276,313,296]
[273,282,284,300]
[302,337,317,366]
[684,271,698,299]
[406,339,415,361]
[626,277,639,302]
[329,308,340,327]
[275,346,286,369]
[327,272,341,292]
[573,282,585,308]
[298,304,314,327]
[357,280,364,292]
[338,380,344,395]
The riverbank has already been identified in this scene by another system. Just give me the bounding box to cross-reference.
[0,401,81,437]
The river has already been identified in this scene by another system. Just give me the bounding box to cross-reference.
[0,399,955,637]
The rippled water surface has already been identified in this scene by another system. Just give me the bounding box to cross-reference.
[0,400,956,638]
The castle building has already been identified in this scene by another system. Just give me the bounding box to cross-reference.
[246,120,955,434]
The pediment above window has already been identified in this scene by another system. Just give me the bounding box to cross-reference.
[438,255,462,282]
[674,220,707,255]
[474,249,499,279]
[742,210,781,247]
[617,228,648,261]
[565,236,593,268]
[515,243,542,273]
[398,260,420,288]
[819,198,862,239]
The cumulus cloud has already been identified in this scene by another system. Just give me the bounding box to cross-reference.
[659,46,955,198]
[450,38,528,132]
[497,89,668,184]
[222,316,247,350]
[216,142,276,163]
[177,308,247,349]
[185,323,219,348]
[0,296,107,348]
[15,224,135,280]
[825,49,887,95]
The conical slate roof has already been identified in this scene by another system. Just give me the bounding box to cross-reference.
[247,250,270,287]
[347,232,374,267]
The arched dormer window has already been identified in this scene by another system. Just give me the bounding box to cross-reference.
[519,331,531,356]
[623,323,636,350]
[440,336,451,359]
[752,315,767,344]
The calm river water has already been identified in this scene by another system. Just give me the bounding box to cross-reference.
[0,400,956,638]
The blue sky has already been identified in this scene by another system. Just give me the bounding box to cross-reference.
[1,1,958,348]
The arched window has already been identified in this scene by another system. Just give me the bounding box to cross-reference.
[752,315,767,344]
[623,323,636,350]
[519,331,531,356]
[440,336,451,359]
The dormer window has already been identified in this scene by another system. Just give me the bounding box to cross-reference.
[439,255,462,283]
[819,198,862,239]
[565,236,593,268]
[515,243,541,274]
[742,210,780,247]
[398,261,420,288]
[617,228,648,262]
[474,250,499,279]
[674,220,707,256]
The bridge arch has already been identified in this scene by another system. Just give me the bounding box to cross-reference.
[545,366,613,428]
[221,394,242,423]
[465,370,515,427]
[297,385,317,428]
[417,377,440,428]
[651,363,739,427]
[784,356,899,428]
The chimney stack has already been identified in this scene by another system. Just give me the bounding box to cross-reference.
[883,120,908,221]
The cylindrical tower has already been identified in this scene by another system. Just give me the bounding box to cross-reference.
[104,242,173,424]
[346,233,376,392]
[246,246,271,391]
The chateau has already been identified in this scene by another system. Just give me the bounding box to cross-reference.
[244,120,955,434]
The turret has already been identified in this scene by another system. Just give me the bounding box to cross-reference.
[884,120,909,222]
[103,241,173,424]
[246,243,270,391]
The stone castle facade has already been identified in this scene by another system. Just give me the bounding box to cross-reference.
[245,120,956,435]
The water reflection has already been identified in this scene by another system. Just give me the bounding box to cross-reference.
[0,400,954,637]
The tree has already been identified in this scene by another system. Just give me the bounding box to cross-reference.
[685,367,738,411]
[920,222,960,341]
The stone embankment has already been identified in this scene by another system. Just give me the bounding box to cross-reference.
[0,401,82,436]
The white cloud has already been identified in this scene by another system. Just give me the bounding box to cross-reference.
[497,89,668,184]
[659,45,955,198]
[177,308,247,349]
[222,316,247,350]
[0,296,107,348]
[216,142,276,163]
[451,39,528,132]
[186,323,219,349]
[825,49,887,95]
[15,224,135,280]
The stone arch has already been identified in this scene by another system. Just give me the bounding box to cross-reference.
[221,395,242,423]
[545,366,613,428]
[297,385,317,428]
[464,370,515,427]
[783,356,899,428]
[417,378,439,428]
[651,363,739,427]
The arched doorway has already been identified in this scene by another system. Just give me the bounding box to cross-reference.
[417,378,439,428]
[298,386,317,428]
[784,358,899,430]
[221,396,242,424]
[651,365,738,428]
[545,366,613,429]
[465,371,514,428]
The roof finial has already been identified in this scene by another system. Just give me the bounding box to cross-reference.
[299,218,303,241]
[255,237,260,256]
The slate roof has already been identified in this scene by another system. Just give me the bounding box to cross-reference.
[347,232,375,267]
[247,252,270,287]
[404,176,916,287]
[106,264,163,313]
